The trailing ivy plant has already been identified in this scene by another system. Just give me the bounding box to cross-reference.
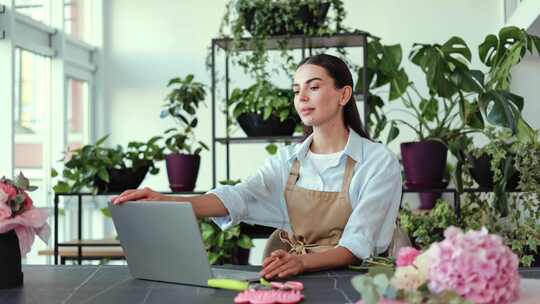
[199,179,253,264]
[160,74,209,155]
[51,135,164,194]
[399,199,459,249]
[218,0,347,80]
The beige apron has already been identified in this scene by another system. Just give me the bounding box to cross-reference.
[263,156,356,258]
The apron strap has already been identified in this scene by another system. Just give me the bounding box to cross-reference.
[340,157,356,195]
[286,160,301,188]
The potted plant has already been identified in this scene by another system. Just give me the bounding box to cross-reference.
[465,26,540,189]
[361,27,539,208]
[160,74,208,192]
[199,179,253,265]
[399,199,459,249]
[218,0,346,80]
[52,135,164,194]
[229,79,299,137]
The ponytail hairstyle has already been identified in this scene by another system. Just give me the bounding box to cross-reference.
[297,54,370,140]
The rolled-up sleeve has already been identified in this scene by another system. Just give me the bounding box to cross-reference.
[338,152,402,259]
[208,154,288,231]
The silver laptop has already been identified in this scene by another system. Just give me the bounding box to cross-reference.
[108,201,260,286]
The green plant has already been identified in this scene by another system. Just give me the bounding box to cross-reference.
[160,74,209,155]
[199,179,253,264]
[51,135,164,194]
[218,0,347,80]
[361,27,540,192]
[399,200,459,249]
[229,79,297,123]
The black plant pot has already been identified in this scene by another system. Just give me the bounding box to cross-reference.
[468,153,520,190]
[237,113,297,137]
[242,2,330,36]
[231,247,251,265]
[0,230,23,289]
[95,165,150,194]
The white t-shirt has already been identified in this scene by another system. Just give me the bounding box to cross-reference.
[306,149,343,175]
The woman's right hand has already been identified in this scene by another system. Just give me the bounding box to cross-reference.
[111,187,168,205]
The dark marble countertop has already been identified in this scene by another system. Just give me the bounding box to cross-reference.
[1,265,539,304]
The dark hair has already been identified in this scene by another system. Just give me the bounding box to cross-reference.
[297,54,370,140]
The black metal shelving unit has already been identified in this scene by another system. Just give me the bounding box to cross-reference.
[209,32,371,189]
[209,32,371,240]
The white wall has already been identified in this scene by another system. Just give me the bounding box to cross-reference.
[103,0,511,192]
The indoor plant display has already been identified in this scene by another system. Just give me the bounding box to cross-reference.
[218,0,346,79]
[0,173,49,289]
[160,74,208,191]
[360,27,540,207]
[229,79,299,137]
[52,135,164,194]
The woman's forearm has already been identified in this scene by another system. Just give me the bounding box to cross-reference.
[300,246,358,272]
[169,193,229,218]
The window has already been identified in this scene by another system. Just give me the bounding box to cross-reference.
[13,48,51,207]
[14,0,50,25]
[67,78,89,151]
[64,0,93,42]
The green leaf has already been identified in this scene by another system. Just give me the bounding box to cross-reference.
[386,122,400,144]
[51,168,58,178]
[97,167,110,183]
[389,68,409,100]
[237,234,253,249]
[351,275,380,304]
[265,143,278,155]
[479,90,523,132]
[442,36,472,62]
[420,98,438,122]
[100,208,112,218]
[479,34,498,66]
[53,181,71,193]
[95,135,109,147]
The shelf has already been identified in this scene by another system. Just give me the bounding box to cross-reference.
[215,136,304,144]
[213,32,369,51]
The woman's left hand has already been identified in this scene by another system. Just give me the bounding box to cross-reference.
[259,249,306,279]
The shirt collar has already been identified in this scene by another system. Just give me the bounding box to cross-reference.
[288,128,364,164]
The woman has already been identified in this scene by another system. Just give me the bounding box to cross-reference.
[112,54,402,279]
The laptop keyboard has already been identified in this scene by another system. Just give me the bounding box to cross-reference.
[212,268,260,281]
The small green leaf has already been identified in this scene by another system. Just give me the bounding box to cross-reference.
[265,143,278,155]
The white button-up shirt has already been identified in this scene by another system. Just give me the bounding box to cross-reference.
[209,129,402,259]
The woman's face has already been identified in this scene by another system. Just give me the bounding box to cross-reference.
[293,64,349,128]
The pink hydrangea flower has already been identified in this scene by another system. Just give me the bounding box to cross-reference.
[427,226,520,304]
[396,246,421,267]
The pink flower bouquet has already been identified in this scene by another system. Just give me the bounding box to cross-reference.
[0,173,50,256]
[352,226,521,304]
